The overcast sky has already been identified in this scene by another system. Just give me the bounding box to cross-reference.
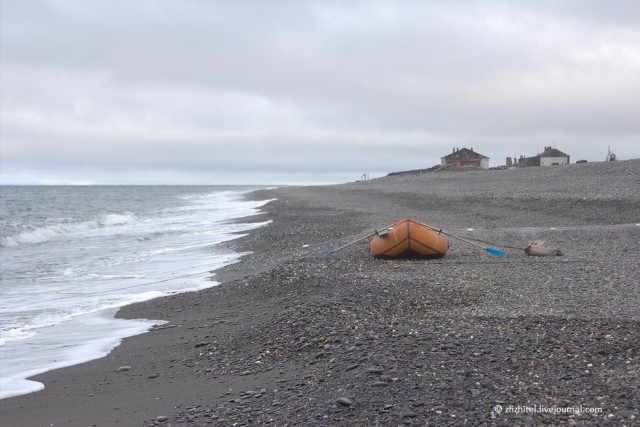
[1,0,639,185]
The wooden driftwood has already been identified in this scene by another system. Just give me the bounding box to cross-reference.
[525,240,564,256]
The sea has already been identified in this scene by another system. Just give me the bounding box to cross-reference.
[0,185,272,399]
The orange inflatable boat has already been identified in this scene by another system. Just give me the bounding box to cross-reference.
[369,218,449,259]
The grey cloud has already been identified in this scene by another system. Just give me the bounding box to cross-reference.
[1,0,639,184]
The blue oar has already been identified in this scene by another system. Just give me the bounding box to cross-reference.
[419,221,505,256]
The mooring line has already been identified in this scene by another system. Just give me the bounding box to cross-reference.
[457,236,527,251]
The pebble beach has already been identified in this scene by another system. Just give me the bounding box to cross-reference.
[1,160,638,426]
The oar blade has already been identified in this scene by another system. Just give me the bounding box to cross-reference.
[486,247,505,256]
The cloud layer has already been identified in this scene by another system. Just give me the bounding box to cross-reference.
[2,0,639,184]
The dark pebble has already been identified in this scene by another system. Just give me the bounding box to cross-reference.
[336,397,353,406]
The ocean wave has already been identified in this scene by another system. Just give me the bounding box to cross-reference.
[0,289,171,349]
[0,326,37,346]
[0,213,137,247]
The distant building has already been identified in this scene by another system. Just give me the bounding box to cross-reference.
[441,147,489,169]
[518,146,570,167]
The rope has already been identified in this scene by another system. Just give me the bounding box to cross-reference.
[459,236,527,251]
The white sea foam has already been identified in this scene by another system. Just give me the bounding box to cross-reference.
[1,227,59,246]
[0,213,137,247]
[0,187,271,399]
[0,328,36,346]
[98,213,135,226]
[0,311,159,399]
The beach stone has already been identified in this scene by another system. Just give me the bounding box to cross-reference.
[115,366,131,372]
[336,397,353,406]
[156,415,169,422]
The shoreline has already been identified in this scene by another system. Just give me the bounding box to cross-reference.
[1,161,638,426]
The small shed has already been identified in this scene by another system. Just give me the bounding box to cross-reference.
[519,146,570,167]
[441,147,490,169]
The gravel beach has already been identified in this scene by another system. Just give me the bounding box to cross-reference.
[1,160,638,426]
